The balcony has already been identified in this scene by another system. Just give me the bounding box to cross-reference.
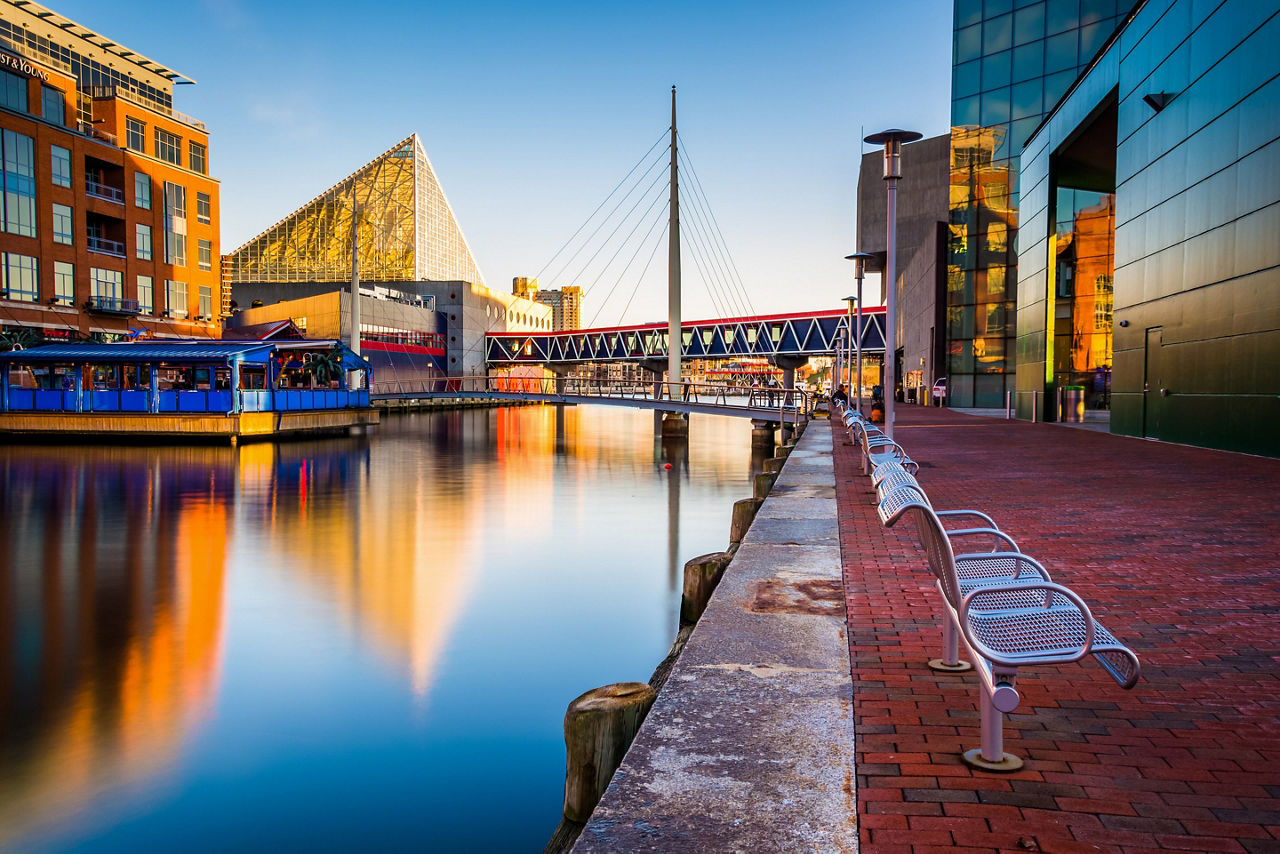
[76,121,118,147]
[90,85,207,132]
[85,177,124,204]
[86,235,126,257]
[86,295,140,316]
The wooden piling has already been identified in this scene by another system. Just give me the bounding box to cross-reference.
[754,472,777,501]
[731,497,762,544]
[681,551,732,625]
[763,456,784,474]
[561,682,658,824]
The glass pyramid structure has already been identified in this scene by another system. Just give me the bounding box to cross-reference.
[224,134,485,286]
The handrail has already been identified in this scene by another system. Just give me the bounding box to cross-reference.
[84,177,124,203]
[368,376,814,423]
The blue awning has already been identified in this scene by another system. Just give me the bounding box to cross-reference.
[1,342,277,365]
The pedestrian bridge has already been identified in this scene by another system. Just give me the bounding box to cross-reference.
[484,307,885,365]
[370,377,813,424]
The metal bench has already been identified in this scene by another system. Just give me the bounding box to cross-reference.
[878,483,1140,771]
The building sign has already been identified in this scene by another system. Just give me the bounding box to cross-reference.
[0,52,50,81]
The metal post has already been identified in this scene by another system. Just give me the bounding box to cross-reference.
[73,366,83,413]
[1006,389,1012,419]
[350,202,362,358]
[149,365,159,413]
[844,252,873,416]
[864,130,921,440]
[667,86,681,389]
[230,357,241,414]
[1032,389,1039,423]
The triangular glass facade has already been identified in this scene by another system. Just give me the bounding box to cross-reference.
[224,135,484,286]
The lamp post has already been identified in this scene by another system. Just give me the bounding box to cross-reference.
[863,129,921,438]
[842,294,856,403]
[844,251,874,415]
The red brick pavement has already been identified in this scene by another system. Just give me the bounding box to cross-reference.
[833,406,1280,854]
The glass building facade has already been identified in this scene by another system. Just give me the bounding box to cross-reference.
[948,0,1129,407]
[1016,0,1280,456]
[224,135,485,287]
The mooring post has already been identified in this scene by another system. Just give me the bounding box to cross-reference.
[561,683,657,824]
[681,551,732,625]
[730,497,762,544]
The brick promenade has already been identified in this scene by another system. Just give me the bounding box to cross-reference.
[833,406,1280,853]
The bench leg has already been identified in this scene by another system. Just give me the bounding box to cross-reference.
[929,615,973,672]
[962,669,1023,772]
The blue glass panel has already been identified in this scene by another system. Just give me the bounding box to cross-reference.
[159,390,177,412]
[1045,30,1077,72]
[1011,79,1044,118]
[120,390,148,412]
[981,90,1012,124]
[985,0,1013,16]
[1014,2,1045,44]
[956,0,983,29]
[956,24,982,64]
[953,94,981,126]
[1078,0,1115,27]
[209,391,232,412]
[7,389,33,409]
[177,391,207,412]
[63,391,76,410]
[984,13,1014,53]
[954,59,982,98]
[34,389,61,410]
[1079,20,1108,61]
[90,390,116,411]
[1043,68,1076,107]
[982,50,1012,90]
[1012,41,1044,81]
[1046,0,1079,35]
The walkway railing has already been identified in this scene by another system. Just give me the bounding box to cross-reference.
[370,376,813,425]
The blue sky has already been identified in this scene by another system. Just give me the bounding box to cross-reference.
[57,0,953,324]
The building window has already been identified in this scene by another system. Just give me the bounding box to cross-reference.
[188,141,207,175]
[126,118,146,152]
[165,279,187,318]
[134,172,151,210]
[1,252,37,302]
[54,260,74,305]
[90,267,123,300]
[41,85,64,125]
[137,274,152,314]
[163,182,186,266]
[0,69,27,112]
[198,285,211,319]
[196,191,211,224]
[198,238,212,271]
[51,144,71,188]
[154,127,181,165]
[52,202,72,244]
[136,223,152,260]
[1,129,36,237]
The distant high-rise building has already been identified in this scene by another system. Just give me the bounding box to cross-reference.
[536,286,581,331]
[0,0,221,344]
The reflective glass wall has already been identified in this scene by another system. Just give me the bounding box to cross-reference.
[948,0,1127,407]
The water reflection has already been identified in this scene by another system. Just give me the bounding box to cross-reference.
[0,406,759,851]
[0,446,231,849]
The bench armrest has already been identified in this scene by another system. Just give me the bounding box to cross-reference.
[946,527,1020,552]
[954,551,1049,579]
[935,508,999,529]
[959,581,1095,667]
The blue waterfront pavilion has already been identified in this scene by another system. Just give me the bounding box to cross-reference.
[0,340,372,416]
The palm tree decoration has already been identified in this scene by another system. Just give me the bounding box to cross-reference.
[0,327,42,352]
[305,345,345,387]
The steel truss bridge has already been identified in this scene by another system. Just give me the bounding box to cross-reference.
[369,377,813,424]
[483,308,886,366]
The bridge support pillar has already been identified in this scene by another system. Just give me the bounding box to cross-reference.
[750,419,776,449]
[548,365,571,396]
[774,355,808,444]
[661,412,688,438]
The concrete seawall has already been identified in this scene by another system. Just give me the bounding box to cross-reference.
[573,420,857,852]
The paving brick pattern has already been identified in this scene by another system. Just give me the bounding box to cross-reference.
[832,406,1280,854]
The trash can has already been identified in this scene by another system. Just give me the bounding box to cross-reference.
[1062,385,1085,423]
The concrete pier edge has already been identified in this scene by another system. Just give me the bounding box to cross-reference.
[573,420,857,852]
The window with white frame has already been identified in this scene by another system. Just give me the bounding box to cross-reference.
[136,223,152,260]
[198,285,211,319]
[52,203,72,244]
[198,238,212,271]
[137,274,153,314]
[51,145,71,188]
[1,252,37,302]
[134,172,151,210]
[165,280,187,318]
[90,267,122,300]
[54,260,74,305]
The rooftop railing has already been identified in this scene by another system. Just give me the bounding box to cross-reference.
[91,85,206,132]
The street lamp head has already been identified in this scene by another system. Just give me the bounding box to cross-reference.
[844,251,875,278]
[864,129,922,180]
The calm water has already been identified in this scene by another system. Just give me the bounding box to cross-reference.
[0,405,764,852]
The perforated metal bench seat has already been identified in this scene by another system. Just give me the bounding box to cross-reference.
[960,583,1140,689]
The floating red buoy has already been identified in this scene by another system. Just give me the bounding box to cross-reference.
[663,463,673,470]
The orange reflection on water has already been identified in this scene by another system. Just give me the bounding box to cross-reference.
[0,447,229,847]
